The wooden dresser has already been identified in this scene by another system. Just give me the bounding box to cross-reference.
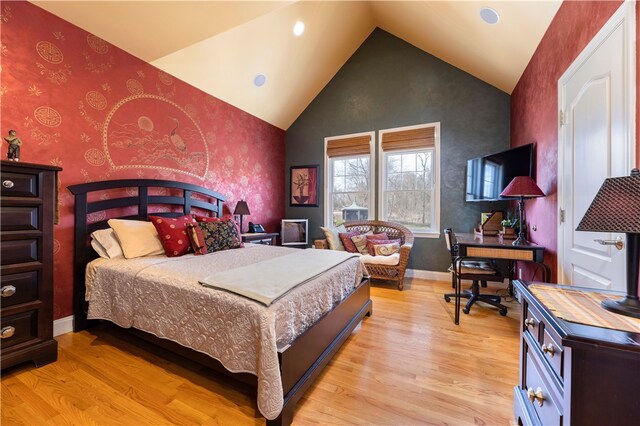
[1,161,61,370]
[514,280,640,426]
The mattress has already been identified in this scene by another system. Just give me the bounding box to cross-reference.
[85,243,364,420]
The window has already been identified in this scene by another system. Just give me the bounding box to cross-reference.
[379,123,440,236]
[324,132,374,227]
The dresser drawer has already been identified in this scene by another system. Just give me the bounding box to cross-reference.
[0,310,38,349]
[0,206,39,232]
[1,271,39,308]
[523,339,563,426]
[0,239,39,266]
[541,328,564,382]
[0,172,38,198]
[523,301,543,342]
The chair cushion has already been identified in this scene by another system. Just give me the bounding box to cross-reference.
[361,253,400,266]
[451,259,497,275]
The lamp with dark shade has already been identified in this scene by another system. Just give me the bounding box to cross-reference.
[500,176,545,246]
[576,168,640,318]
[233,200,250,234]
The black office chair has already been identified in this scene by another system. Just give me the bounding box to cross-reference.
[443,228,508,324]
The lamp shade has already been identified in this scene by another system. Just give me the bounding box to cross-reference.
[500,176,545,198]
[576,169,640,233]
[234,200,251,215]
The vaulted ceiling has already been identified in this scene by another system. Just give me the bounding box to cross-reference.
[33,1,562,130]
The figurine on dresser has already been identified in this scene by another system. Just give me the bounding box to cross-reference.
[4,130,22,161]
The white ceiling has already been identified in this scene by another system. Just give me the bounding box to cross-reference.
[33,1,562,130]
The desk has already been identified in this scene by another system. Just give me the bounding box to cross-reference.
[455,233,549,282]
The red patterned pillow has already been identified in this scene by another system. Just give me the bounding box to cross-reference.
[186,223,207,255]
[339,231,360,253]
[366,232,389,241]
[149,215,196,257]
[367,239,401,255]
[195,214,244,247]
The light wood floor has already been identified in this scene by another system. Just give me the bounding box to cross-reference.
[1,279,521,425]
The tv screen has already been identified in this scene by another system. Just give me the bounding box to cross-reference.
[465,144,534,201]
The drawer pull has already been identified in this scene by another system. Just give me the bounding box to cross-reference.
[542,343,555,357]
[524,318,536,328]
[2,180,14,189]
[0,285,16,297]
[527,387,545,407]
[0,326,16,339]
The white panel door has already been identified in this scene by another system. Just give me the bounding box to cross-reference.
[559,4,634,291]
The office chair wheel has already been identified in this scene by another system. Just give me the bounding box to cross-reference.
[499,309,508,316]
[444,295,451,303]
[462,307,470,314]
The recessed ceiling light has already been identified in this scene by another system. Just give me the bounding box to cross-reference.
[254,74,266,87]
[480,7,500,25]
[293,21,305,37]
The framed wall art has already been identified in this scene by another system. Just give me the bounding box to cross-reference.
[290,165,319,207]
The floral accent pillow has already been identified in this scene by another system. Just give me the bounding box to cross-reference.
[339,230,360,253]
[194,218,242,253]
[350,231,374,255]
[149,215,196,257]
[367,239,402,256]
[195,214,244,247]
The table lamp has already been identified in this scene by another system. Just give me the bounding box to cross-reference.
[500,176,545,246]
[233,200,250,234]
[576,168,640,318]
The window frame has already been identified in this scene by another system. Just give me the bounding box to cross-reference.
[377,122,441,238]
[324,131,376,227]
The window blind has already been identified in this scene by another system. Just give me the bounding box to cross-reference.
[381,126,435,152]
[326,135,371,158]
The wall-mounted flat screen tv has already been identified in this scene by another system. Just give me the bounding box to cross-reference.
[465,143,534,202]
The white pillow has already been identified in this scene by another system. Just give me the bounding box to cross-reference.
[107,219,164,259]
[90,228,124,259]
[320,224,347,250]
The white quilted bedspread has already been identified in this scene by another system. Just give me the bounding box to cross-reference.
[85,244,364,420]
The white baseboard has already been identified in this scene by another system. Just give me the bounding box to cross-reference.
[406,269,450,282]
[53,315,74,337]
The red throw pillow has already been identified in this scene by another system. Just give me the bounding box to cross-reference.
[149,214,196,257]
[366,232,389,241]
[186,223,207,255]
[367,239,401,256]
[339,231,360,253]
[195,214,244,247]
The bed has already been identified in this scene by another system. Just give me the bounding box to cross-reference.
[68,179,372,425]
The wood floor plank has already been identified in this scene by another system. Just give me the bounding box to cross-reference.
[1,279,521,425]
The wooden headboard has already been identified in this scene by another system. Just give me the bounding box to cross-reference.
[67,179,226,331]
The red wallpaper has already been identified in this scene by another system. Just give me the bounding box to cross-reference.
[511,0,638,283]
[0,2,285,319]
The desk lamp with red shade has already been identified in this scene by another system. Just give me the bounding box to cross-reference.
[500,176,545,246]
[576,169,640,318]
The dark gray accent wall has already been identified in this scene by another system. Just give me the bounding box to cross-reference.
[285,28,510,272]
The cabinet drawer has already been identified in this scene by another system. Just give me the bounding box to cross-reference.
[1,271,39,308]
[0,310,38,349]
[0,206,39,232]
[0,239,38,265]
[523,301,543,342]
[541,328,564,382]
[523,343,563,426]
[0,172,38,198]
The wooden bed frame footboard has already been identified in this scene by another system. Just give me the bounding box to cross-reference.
[68,179,373,425]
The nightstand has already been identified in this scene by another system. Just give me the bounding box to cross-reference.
[242,232,278,245]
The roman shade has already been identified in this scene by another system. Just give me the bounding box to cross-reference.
[326,135,371,158]
[381,126,435,152]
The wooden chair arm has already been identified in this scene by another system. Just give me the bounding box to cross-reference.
[314,239,329,249]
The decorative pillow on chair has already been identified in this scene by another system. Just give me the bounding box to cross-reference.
[339,231,360,253]
[192,218,242,253]
[149,215,196,257]
[350,231,374,255]
[320,225,347,250]
[367,239,401,256]
[107,219,165,259]
[366,232,389,242]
